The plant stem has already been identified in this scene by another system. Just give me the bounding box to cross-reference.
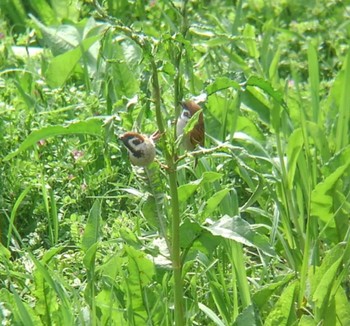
[168,166,184,325]
[151,57,184,325]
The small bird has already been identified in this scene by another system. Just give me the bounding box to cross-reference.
[119,132,156,167]
[176,100,205,150]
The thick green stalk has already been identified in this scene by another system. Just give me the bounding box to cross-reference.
[168,166,184,325]
[151,59,184,325]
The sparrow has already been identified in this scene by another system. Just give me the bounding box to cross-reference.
[119,132,156,167]
[176,100,205,150]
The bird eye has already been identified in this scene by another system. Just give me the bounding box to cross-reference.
[182,109,191,119]
[132,138,142,146]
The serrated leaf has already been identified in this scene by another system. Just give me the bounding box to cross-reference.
[310,160,350,226]
[264,281,298,326]
[312,257,342,316]
[233,305,256,326]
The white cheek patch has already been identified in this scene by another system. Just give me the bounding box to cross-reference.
[182,109,191,121]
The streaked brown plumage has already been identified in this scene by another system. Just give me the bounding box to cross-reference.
[119,132,156,166]
[176,100,205,150]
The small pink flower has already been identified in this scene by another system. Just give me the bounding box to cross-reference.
[71,149,84,161]
[37,139,46,146]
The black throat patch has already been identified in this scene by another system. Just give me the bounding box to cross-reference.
[124,141,143,158]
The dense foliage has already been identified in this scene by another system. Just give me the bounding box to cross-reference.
[1,0,350,325]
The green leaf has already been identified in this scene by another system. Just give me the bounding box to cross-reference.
[286,128,304,188]
[332,286,350,326]
[202,188,230,218]
[312,257,342,317]
[29,0,57,25]
[264,280,298,326]
[201,172,224,183]
[179,220,202,249]
[206,77,241,95]
[0,243,11,260]
[336,47,350,151]
[309,243,344,296]
[178,172,223,203]
[83,242,99,269]
[50,0,80,22]
[28,252,73,324]
[7,185,32,247]
[198,302,226,326]
[178,180,201,203]
[204,215,275,256]
[233,305,257,326]
[241,88,270,124]
[81,200,102,252]
[309,243,345,319]
[246,76,285,107]
[310,160,350,226]
[46,35,101,87]
[30,15,79,54]
[306,121,331,162]
[243,24,259,59]
[183,109,203,134]
[252,274,294,309]
[11,286,35,326]
[307,44,320,123]
[4,118,104,161]
[142,195,158,227]
[298,315,317,326]
[124,246,155,324]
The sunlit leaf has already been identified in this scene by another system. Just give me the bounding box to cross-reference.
[4,118,104,161]
[46,35,100,87]
[287,128,303,188]
[246,76,285,106]
[310,161,350,226]
[202,189,230,218]
[206,77,241,95]
[243,24,259,59]
[81,200,101,252]
[264,281,298,326]
[233,305,257,326]
[198,302,226,326]
[204,215,275,256]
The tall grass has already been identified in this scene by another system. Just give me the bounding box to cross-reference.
[1,0,350,325]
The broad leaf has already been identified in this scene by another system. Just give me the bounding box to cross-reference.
[81,200,102,252]
[204,215,275,256]
[4,118,104,161]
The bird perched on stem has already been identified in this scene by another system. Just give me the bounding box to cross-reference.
[119,132,156,167]
[176,100,205,151]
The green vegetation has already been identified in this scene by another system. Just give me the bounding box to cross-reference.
[1,0,350,325]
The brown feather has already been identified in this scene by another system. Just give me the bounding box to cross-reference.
[182,101,205,149]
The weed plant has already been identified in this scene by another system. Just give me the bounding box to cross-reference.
[1,0,350,325]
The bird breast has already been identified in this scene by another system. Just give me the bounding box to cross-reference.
[128,139,156,166]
